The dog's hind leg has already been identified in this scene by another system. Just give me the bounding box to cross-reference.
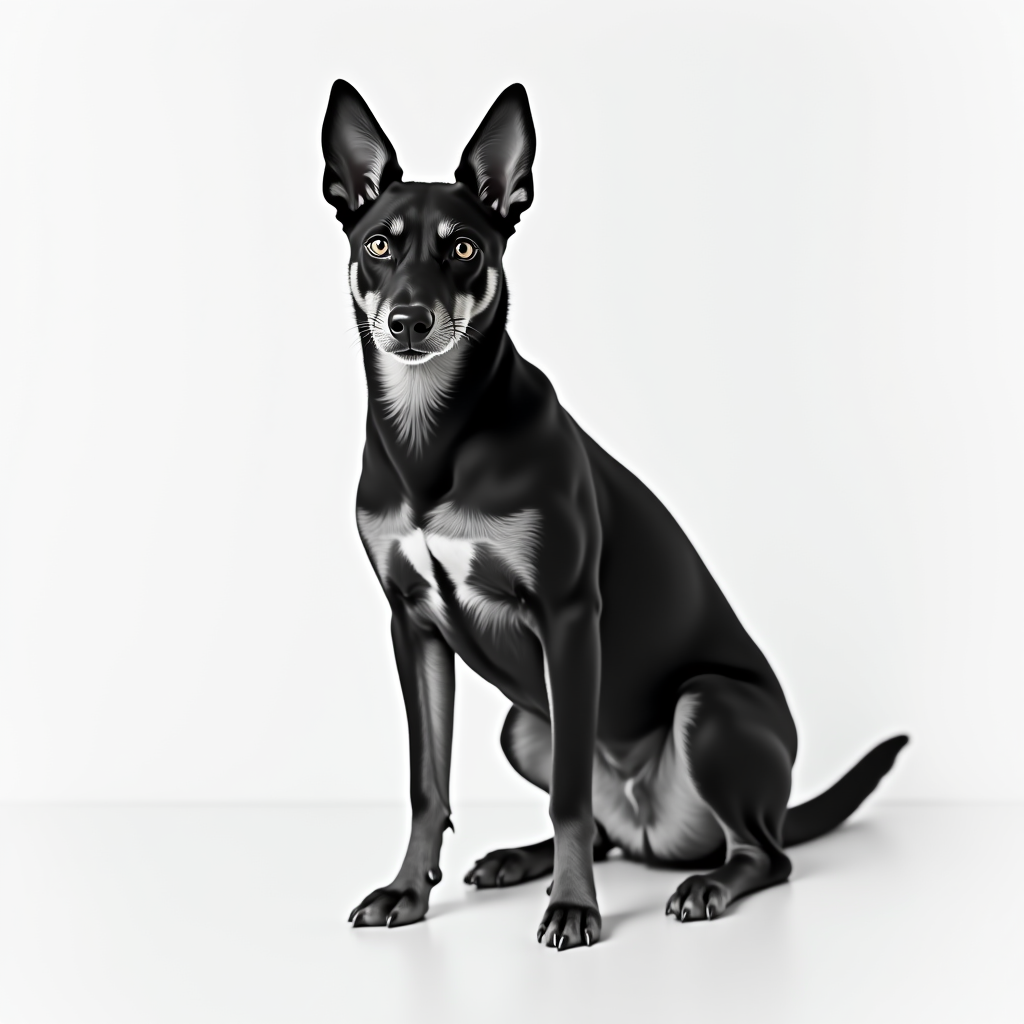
[464,706,614,888]
[664,675,797,921]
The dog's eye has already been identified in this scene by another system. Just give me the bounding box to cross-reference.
[365,236,390,258]
[453,239,477,260]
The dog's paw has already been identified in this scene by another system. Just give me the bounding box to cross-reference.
[348,882,431,928]
[464,843,554,888]
[665,874,729,922]
[537,902,602,950]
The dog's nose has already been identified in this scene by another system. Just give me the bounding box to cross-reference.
[388,305,434,340]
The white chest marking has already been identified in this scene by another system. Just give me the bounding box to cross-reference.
[424,534,475,589]
[357,502,542,632]
[424,501,540,588]
[397,528,435,583]
[396,528,448,618]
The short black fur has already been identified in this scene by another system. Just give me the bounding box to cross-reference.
[324,82,908,950]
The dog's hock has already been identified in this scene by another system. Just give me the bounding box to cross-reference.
[455,84,536,229]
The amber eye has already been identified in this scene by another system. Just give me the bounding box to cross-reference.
[453,239,477,260]
[365,236,390,258]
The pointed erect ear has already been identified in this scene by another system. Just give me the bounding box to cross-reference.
[455,84,536,232]
[322,80,403,231]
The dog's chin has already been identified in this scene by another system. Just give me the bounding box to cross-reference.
[387,350,438,366]
[378,339,457,367]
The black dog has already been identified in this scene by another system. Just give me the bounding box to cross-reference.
[323,81,908,950]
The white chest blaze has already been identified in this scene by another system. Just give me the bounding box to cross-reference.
[396,528,447,617]
[357,501,542,632]
[424,534,475,591]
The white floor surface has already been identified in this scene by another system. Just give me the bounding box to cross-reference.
[0,802,1020,1024]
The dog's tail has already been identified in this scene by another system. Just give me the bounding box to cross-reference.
[781,734,909,847]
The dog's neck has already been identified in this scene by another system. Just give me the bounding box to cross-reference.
[360,284,514,496]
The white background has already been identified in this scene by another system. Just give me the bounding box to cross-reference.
[2,0,1022,805]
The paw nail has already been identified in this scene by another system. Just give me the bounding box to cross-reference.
[681,909,689,921]
[584,930,591,946]
[426,868,441,883]
[537,927,545,943]
[386,912,396,927]
[557,935,566,951]
[706,906,714,920]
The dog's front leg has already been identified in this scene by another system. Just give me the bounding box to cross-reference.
[535,601,602,950]
[349,609,454,928]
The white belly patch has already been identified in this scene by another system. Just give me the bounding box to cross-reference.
[357,501,542,633]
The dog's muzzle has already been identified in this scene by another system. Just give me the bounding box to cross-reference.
[381,303,452,364]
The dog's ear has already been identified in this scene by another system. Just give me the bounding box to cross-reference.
[455,84,536,231]
[322,80,403,232]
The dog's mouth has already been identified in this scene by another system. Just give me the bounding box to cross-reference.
[376,332,459,366]
[382,344,446,368]
[389,348,437,365]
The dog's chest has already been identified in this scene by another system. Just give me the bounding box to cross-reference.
[357,501,542,635]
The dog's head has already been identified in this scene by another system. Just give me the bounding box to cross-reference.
[322,82,536,367]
